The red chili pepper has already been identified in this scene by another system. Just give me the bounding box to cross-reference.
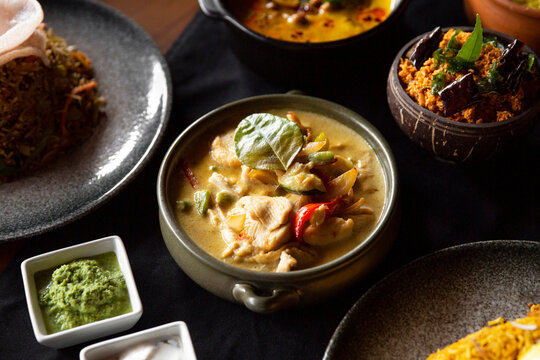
[181,159,199,189]
[293,196,341,242]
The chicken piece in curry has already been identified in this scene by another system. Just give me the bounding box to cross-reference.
[174,110,385,272]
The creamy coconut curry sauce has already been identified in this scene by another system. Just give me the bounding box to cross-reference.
[173,110,385,272]
[230,0,391,43]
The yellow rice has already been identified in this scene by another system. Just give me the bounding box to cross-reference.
[427,304,540,360]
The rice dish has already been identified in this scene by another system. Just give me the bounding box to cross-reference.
[0,0,104,183]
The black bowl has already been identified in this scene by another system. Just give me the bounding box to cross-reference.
[387,27,540,162]
[199,0,410,85]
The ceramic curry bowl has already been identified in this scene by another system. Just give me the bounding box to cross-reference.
[387,27,540,163]
[197,0,409,84]
[157,94,399,313]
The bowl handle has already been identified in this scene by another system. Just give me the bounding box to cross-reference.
[232,283,301,313]
[198,0,225,19]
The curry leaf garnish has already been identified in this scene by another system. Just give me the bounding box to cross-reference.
[456,14,483,63]
[431,70,447,94]
[484,35,505,50]
[477,60,503,94]
[445,29,462,56]
[234,113,304,171]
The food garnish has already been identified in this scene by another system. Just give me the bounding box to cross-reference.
[234,113,304,171]
[455,14,483,64]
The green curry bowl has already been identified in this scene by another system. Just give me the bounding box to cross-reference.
[157,94,400,313]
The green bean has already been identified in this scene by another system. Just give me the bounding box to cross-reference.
[176,200,191,211]
[216,191,235,205]
[194,190,210,215]
[308,151,334,163]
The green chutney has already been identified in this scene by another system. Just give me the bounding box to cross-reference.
[35,252,132,334]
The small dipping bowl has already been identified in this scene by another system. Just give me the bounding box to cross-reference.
[463,0,540,54]
[80,321,196,360]
[198,0,410,84]
[387,27,540,163]
[157,93,399,313]
[21,235,143,348]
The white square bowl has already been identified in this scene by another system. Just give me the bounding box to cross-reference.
[21,235,143,348]
[79,321,197,360]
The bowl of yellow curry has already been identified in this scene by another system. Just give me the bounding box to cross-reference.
[198,0,409,83]
[387,17,540,162]
[157,93,399,313]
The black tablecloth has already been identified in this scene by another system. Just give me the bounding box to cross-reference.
[1,0,539,358]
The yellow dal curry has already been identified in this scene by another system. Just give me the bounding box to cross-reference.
[173,110,385,272]
[231,0,391,42]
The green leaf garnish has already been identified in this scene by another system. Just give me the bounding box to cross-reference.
[234,113,304,171]
[445,29,462,56]
[456,14,483,63]
[483,35,505,50]
[431,70,447,95]
[477,60,503,94]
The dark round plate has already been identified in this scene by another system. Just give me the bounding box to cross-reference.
[0,0,171,241]
[324,240,540,359]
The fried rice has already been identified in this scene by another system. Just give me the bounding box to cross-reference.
[0,26,104,183]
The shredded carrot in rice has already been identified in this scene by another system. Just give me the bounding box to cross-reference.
[61,80,98,136]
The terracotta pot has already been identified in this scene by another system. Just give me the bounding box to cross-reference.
[386,27,540,163]
[464,0,540,54]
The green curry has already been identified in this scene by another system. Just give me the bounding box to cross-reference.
[35,252,131,334]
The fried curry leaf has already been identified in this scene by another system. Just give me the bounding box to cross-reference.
[456,14,483,63]
[234,113,304,171]
[431,70,447,94]
[484,35,505,50]
[445,29,462,55]
[477,60,503,94]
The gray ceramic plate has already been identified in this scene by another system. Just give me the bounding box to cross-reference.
[0,0,171,241]
[324,240,540,359]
